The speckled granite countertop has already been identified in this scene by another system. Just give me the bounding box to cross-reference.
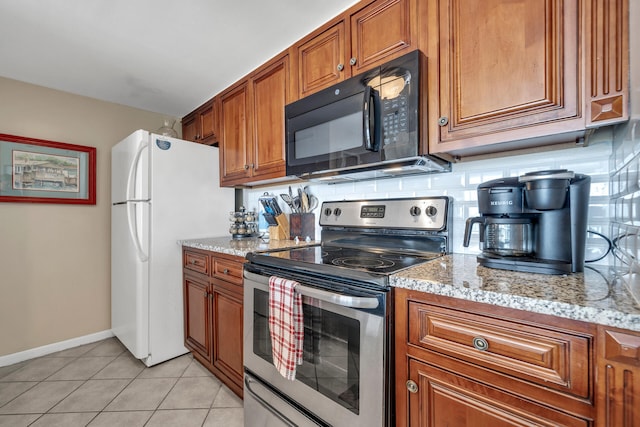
[180,236,318,258]
[392,254,640,332]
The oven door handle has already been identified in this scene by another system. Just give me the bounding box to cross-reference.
[244,270,380,309]
[296,284,379,309]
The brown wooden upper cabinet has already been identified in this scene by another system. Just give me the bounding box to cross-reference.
[585,0,629,126]
[293,0,417,99]
[182,98,218,145]
[424,0,629,158]
[219,53,290,187]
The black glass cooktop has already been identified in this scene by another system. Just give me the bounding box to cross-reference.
[252,244,440,276]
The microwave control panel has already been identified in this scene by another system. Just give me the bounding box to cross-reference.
[381,95,408,146]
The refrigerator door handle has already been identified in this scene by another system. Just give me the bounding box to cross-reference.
[127,202,149,262]
[126,139,148,201]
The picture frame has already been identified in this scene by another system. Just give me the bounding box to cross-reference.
[0,133,96,205]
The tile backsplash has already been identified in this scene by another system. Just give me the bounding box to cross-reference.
[609,119,640,301]
[244,137,613,264]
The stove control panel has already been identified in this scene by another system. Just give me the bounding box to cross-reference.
[319,197,451,231]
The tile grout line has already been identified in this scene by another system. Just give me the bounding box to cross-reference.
[141,357,190,426]
[32,341,127,426]
[1,340,243,426]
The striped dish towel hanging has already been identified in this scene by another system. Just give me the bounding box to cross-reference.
[268,276,304,380]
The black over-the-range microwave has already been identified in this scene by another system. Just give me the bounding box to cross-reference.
[285,50,450,182]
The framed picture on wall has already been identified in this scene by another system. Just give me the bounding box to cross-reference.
[0,133,96,205]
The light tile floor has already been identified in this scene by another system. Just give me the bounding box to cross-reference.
[0,338,244,427]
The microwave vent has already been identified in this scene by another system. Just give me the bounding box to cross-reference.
[302,156,451,184]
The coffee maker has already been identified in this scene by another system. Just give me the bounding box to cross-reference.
[463,170,591,274]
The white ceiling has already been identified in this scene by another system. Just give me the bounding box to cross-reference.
[0,0,358,117]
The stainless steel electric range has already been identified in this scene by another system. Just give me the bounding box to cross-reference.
[243,197,452,427]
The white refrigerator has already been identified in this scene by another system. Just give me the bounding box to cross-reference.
[111,129,234,367]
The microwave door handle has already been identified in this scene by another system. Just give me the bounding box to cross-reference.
[362,86,379,152]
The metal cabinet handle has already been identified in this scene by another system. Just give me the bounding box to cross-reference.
[349,57,357,66]
[406,380,418,394]
[438,116,449,126]
[223,268,229,275]
[190,259,196,264]
[473,336,489,351]
[244,164,250,170]
[337,63,344,71]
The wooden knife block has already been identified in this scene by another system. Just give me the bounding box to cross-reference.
[269,214,289,240]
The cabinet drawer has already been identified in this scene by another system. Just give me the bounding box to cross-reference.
[212,257,243,285]
[184,251,209,275]
[408,302,592,398]
[603,329,640,365]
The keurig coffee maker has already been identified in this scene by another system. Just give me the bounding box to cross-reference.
[463,170,590,274]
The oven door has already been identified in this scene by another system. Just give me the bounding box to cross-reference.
[243,268,388,427]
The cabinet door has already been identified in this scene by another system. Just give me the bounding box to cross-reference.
[211,282,244,395]
[296,21,346,98]
[197,99,217,144]
[429,0,582,156]
[350,0,415,75]
[183,274,211,363]
[249,55,288,181]
[182,99,217,145]
[219,81,251,185]
[408,359,588,427]
[181,113,198,143]
[585,0,629,126]
[596,327,640,427]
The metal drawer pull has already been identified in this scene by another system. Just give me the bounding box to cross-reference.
[223,268,229,274]
[406,380,418,394]
[296,284,379,309]
[244,376,298,427]
[473,336,489,351]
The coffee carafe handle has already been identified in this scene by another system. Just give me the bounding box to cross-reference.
[463,217,485,247]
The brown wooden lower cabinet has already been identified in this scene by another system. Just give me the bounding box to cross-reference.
[408,359,589,427]
[184,274,212,363]
[596,325,640,427]
[395,287,598,427]
[210,279,244,390]
[183,247,244,398]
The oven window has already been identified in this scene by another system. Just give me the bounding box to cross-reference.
[253,288,360,415]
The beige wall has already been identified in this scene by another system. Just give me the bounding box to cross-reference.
[0,77,176,356]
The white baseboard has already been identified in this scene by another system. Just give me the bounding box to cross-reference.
[0,330,115,367]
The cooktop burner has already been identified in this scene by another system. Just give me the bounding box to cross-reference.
[331,256,396,269]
